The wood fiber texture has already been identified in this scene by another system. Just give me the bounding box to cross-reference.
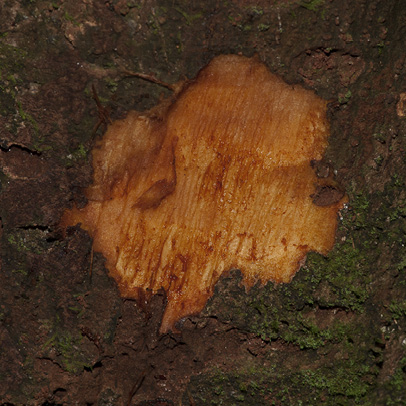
[62,55,347,333]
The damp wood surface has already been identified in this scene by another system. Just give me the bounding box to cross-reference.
[62,55,347,333]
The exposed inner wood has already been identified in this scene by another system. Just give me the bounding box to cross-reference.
[61,55,347,333]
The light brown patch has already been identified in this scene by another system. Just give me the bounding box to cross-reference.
[61,55,347,333]
[396,92,406,117]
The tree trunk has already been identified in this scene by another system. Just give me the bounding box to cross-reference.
[1,1,405,404]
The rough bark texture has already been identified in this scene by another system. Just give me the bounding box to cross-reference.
[1,1,405,405]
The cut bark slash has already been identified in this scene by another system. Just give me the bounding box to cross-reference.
[61,55,347,333]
